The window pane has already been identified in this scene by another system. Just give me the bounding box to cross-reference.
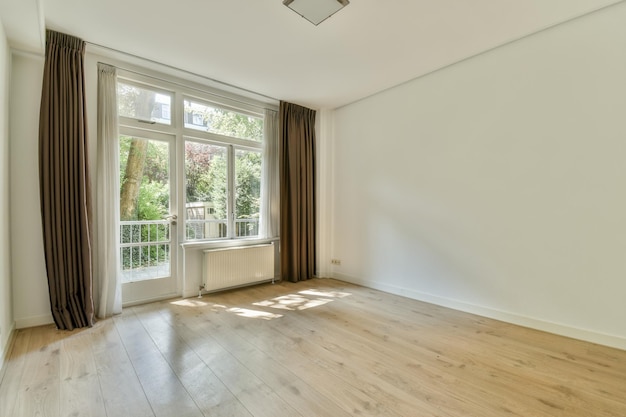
[185,141,228,240]
[119,136,170,221]
[235,149,261,237]
[118,82,172,125]
[119,135,171,282]
[184,99,263,142]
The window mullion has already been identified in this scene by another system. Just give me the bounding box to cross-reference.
[228,145,236,238]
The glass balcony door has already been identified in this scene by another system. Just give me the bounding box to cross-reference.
[118,132,177,305]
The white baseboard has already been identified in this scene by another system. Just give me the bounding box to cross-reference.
[333,272,626,351]
[122,293,180,308]
[15,314,54,329]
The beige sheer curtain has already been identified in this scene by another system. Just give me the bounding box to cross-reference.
[279,101,316,282]
[95,63,122,318]
[261,108,279,238]
[39,30,94,330]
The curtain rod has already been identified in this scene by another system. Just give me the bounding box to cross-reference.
[85,40,279,105]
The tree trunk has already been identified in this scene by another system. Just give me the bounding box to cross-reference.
[119,88,155,220]
[120,138,148,220]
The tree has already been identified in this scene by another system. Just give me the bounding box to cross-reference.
[235,150,261,220]
[184,142,215,203]
[121,93,264,232]
[119,137,148,220]
[206,152,227,219]
[201,149,261,236]
[210,109,263,141]
[118,86,157,220]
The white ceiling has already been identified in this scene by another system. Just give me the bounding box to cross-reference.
[1,0,623,109]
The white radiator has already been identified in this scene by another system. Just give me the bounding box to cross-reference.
[202,244,275,292]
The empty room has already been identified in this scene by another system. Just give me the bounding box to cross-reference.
[1,0,625,416]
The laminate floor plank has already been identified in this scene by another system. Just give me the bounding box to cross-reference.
[213,285,463,417]
[131,303,254,417]
[314,285,626,415]
[13,325,64,417]
[0,327,33,417]
[59,328,107,417]
[154,298,359,417]
[204,289,375,413]
[318,282,626,416]
[210,280,626,417]
[142,302,303,417]
[284,293,575,416]
[334,282,626,385]
[89,318,155,417]
[223,283,498,417]
[113,311,204,417]
[1,278,625,417]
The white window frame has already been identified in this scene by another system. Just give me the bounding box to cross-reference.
[116,70,270,244]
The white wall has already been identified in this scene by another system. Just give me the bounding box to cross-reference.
[0,19,14,362]
[9,52,51,328]
[330,3,626,350]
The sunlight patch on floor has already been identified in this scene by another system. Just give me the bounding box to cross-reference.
[254,294,332,311]
[170,299,210,307]
[169,286,352,319]
[252,288,352,311]
[227,307,283,320]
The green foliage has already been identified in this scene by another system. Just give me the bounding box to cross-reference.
[185,141,219,204]
[137,181,169,220]
[210,109,263,141]
[206,153,228,219]
[121,243,169,270]
[184,100,263,142]
[117,82,167,122]
[119,136,170,221]
[117,83,140,118]
[120,99,265,268]
[119,136,170,269]
[143,141,169,184]
[199,150,261,222]
[118,136,132,196]
[235,150,261,219]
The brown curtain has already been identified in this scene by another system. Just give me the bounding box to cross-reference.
[39,30,94,330]
[279,101,316,282]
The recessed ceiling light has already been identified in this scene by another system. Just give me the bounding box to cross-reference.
[283,0,350,26]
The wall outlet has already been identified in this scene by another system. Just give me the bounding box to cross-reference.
[331,259,341,265]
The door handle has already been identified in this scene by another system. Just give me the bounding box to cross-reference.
[164,214,177,225]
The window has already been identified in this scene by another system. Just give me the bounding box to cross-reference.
[118,82,172,125]
[184,141,228,240]
[235,148,261,237]
[184,99,263,142]
[182,97,264,240]
[117,73,270,243]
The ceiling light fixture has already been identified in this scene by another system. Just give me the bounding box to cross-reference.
[283,0,350,26]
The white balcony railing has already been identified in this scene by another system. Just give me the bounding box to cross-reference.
[119,217,259,282]
[185,218,259,240]
[120,220,171,283]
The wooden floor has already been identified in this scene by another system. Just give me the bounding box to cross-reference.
[1,279,625,417]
